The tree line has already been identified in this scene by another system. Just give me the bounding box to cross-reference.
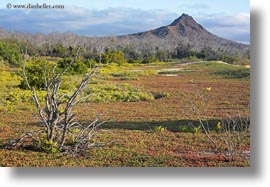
[0,38,250,68]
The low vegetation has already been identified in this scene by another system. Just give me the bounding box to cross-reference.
[0,56,250,166]
[213,69,250,79]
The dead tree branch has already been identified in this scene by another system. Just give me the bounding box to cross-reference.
[14,48,106,156]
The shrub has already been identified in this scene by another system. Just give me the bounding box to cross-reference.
[0,39,22,65]
[153,92,170,100]
[19,58,56,90]
[102,50,126,65]
[142,56,156,64]
[58,57,88,74]
[83,83,155,103]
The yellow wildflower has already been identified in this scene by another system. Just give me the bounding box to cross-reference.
[217,122,222,130]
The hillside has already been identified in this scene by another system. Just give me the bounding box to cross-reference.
[126,13,249,55]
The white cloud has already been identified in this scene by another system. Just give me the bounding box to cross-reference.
[0,7,249,43]
[0,7,177,35]
[196,12,250,43]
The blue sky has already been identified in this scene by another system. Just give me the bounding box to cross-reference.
[0,0,250,43]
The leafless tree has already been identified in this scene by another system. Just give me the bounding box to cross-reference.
[10,49,106,156]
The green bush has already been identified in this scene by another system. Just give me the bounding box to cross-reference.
[19,58,57,90]
[102,50,126,65]
[142,56,157,64]
[0,39,22,65]
[58,57,88,74]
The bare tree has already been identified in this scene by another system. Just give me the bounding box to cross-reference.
[11,49,106,155]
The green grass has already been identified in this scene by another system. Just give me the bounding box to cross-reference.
[186,61,250,79]
[187,61,245,71]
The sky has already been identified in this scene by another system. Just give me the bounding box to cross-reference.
[0,0,250,43]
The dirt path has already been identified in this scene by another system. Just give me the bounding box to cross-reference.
[175,61,204,66]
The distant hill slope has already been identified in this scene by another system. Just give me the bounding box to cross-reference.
[0,13,249,57]
[125,13,249,55]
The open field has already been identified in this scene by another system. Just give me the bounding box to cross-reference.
[0,61,250,167]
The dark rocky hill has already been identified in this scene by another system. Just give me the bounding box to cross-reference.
[126,13,249,55]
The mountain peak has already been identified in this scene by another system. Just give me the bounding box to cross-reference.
[169,13,198,26]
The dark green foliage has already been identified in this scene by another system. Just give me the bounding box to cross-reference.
[213,69,250,79]
[19,58,56,90]
[199,47,217,61]
[0,39,22,65]
[70,59,88,74]
[58,57,88,74]
[102,50,126,65]
[174,42,193,59]
[220,55,235,64]
[141,56,156,64]
[127,59,142,64]
[152,92,170,99]
[52,44,68,57]
[179,124,200,133]
[20,56,92,89]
